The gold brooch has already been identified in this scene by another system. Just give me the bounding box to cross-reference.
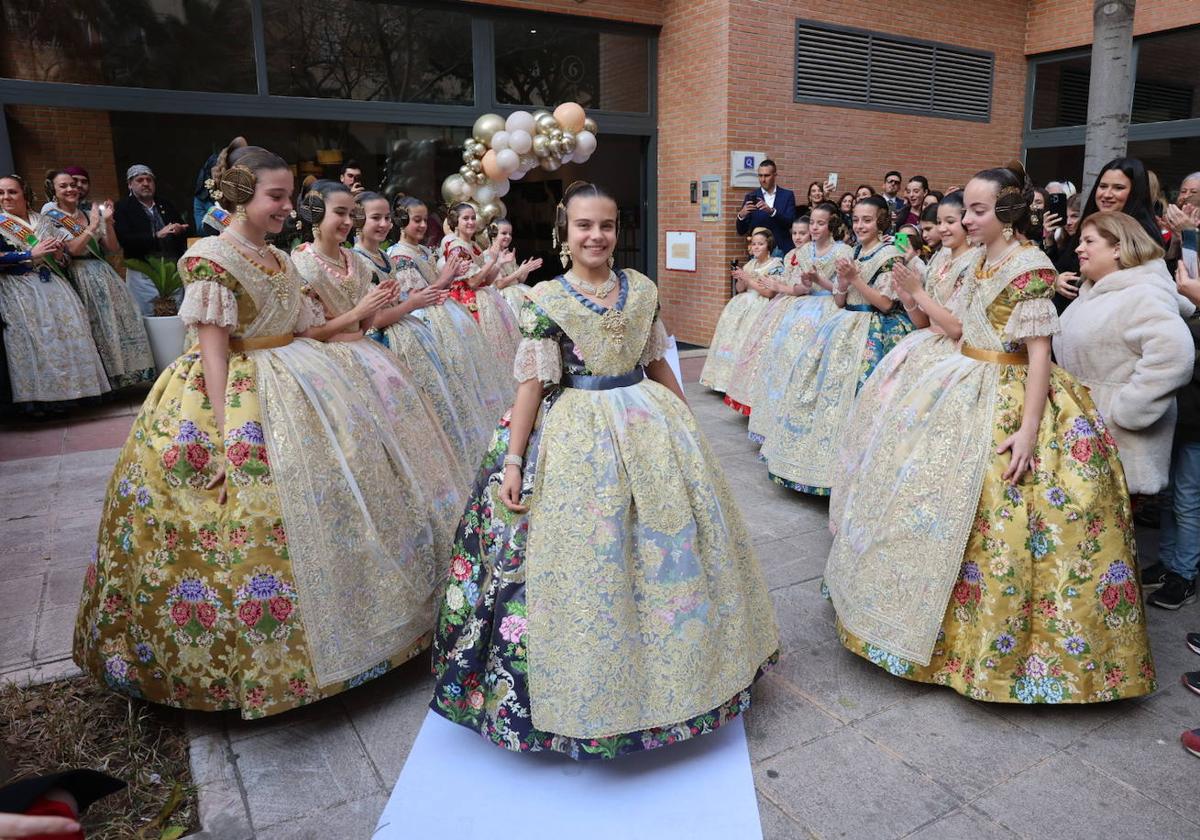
[599,308,627,343]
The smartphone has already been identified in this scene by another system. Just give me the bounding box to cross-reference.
[828,172,839,189]
[893,232,910,251]
[1183,229,1199,279]
[730,259,741,270]
[1046,193,1067,220]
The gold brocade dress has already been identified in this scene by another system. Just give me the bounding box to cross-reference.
[431,269,779,759]
[825,245,1156,703]
[698,256,783,393]
[387,240,513,421]
[73,238,456,718]
[746,242,852,443]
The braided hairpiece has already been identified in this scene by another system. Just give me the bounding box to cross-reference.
[994,186,1028,224]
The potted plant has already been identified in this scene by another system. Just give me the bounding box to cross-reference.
[126,256,185,373]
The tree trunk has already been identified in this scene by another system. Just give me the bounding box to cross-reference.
[1082,0,1136,196]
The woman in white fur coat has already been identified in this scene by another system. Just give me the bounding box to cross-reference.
[1054,210,1194,494]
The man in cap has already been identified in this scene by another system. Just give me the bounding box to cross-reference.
[114,164,188,314]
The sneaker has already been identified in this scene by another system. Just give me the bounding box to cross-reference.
[1184,672,1200,698]
[1147,573,1198,610]
[1187,633,1200,656]
[1184,728,1200,759]
[1141,562,1170,591]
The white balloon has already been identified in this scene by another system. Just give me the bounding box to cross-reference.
[505,110,535,135]
[490,130,510,151]
[575,130,597,157]
[495,148,520,174]
[474,184,496,205]
[560,150,576,165]
[493,178,510,197]
[508,129,533,155]
[573,149,593,165]
[509,168,526,181]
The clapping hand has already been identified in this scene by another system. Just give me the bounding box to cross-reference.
[30,239,62,260]
[1164,203,1200,234]
[892,259,924,297]
[437,253,466,285]
[834,257,859,292]
[1176,261,1200,306]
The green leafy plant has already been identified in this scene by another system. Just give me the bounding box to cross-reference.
[125,256,183,316]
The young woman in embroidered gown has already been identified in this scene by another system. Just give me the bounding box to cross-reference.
[697,229,783,394]
[389,197,513,419]
[74,147,462,718]
[761,196,913,494]
[489,218,543,316]
[431,181,779,759]
[724,217,811,415]
[824,163,1155,703]
[351,191,493,459]
[439,203,521,371]
[830,191,977,529]
[747,204,852,444]
[0,175,109,412]
[40,171,154,389]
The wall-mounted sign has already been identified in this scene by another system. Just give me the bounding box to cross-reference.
[665,230,697,272]
[700,175,721,220]
[730,151,765,188]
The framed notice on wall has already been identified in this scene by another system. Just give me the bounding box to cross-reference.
[700,176,721,220]
[665,230,697,272]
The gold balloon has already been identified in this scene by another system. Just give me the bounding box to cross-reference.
[442,174,467,204]
[550,128,563,141]
[536,113,559,135]
[532,135,551,157]
[472,113,506,146]
[532,109,551,123]
[549,139,563,157]
[462,149,475,164]
[541,156,562,173]
[561,132,577,153]
[469,159,483,173]
[583,117,598,135]
[479,201,501,223]
[496,199,507,219]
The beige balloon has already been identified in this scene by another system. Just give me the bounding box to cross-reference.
[472,113,506,146]
[553,102,586,133]
[481,149,506,181]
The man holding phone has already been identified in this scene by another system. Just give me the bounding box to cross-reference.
[736,159,795,257]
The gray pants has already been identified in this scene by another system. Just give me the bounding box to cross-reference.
[126,268,183,316]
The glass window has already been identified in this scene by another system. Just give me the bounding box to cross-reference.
[0,0,256,93]
[262,0,473,104]
[494,22,649,112]
[1029,54,1091,130]
[1132,26,1199,124]
[1026,136,1200,201]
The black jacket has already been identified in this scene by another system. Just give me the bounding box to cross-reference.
[114,194,188,261]
[1175,315,1200,443]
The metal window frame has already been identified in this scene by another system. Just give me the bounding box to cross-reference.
[792,18,994,123]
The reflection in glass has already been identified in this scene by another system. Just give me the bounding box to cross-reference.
[1029,55,1091,130]
[494,22,648,112]
[0,0,256,93]
[1132,27,1199,124]
[262,0,473,103]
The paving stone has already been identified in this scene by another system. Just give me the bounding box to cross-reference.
[0,613,36,670]
[1,516,52,555]
[0,454,62,478]
[755,729,961,840]
[1,656,81,688]
[260,792,387,838]
[224,696,330,745]
[853,692,1059,799]
[756,534,830,591]
[756,791,806,840]
[45,565,86,608]
[0,573,44,618]
[233,712,383,831]
[341,658,437,784]
[189,775,254,840]
[769,579,837,654]
[974,752,1198,838]
[745,672,842,763]
[33,605,79,661]
[904,806,1020,839]
[986,697,1127,749]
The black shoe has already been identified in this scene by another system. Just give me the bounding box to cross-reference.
[1148,573,1198,610]
[1183,671,1200,698]
[1142,563,1171,590]
[1187,633,1200,656]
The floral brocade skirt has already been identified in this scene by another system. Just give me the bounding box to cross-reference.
[836,364,1156,703]
[723,294,802,415]
[73,345,448,718]
[431,398,779,759]
[71,258,155,389]
[699,291,768,394]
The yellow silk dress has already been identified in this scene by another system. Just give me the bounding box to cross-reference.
[698,256,784,393]
[826,244,1155,703]
[74,238,454,718]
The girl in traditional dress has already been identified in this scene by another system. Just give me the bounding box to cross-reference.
[488,218,543,316]
[0,175,109,413]
[389,197,513,419]
[74,147,461,718]
[351,191,493,459]
[41,172,154,389]
[761,196,912,493]
[747,204,852,444]
[824,163,1155,703]
[431,181,779,759]
[724,217,811,415]
[439,203,521,371]
[698,228,783,393]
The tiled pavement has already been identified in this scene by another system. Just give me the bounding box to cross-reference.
[3,365,1199,839]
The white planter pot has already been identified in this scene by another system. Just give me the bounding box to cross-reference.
[143,314,185,374]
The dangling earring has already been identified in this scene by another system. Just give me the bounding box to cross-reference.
[313,225,322,241]
[235,204,247,223]
[559,241,571,268]
[1002,224,1013,242]
[607,254,615,269]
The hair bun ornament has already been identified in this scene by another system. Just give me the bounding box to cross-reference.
[994,186,1028,224]
[298,189,326,225]
[217,164,256,208]
[351,204,366,227]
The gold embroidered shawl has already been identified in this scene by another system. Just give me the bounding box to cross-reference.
[824,245,1057,665]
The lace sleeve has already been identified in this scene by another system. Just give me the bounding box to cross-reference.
[639,318,670,366]
[294,293,327,332]
[871,257,903,301]
[178,280,238,329]
[513,337,562,384]
[391,258,427,293]
[1003,269,1060,340]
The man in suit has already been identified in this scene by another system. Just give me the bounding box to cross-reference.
[735,159,795,256]
[114,164,188,314]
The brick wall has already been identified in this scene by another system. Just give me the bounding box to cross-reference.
[6,106,121,207]
[1026,0,1200,55]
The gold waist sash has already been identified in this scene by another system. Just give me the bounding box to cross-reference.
[230,334,293,352]
[961,345,1028,365]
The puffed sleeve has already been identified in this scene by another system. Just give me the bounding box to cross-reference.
[294,293,327,332]
[512,299,561,385]
[178,257,239,329]
[639,316,670,366]
[871,256,903,301]
[389,254,427,294]
[1004,268,1060,341]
